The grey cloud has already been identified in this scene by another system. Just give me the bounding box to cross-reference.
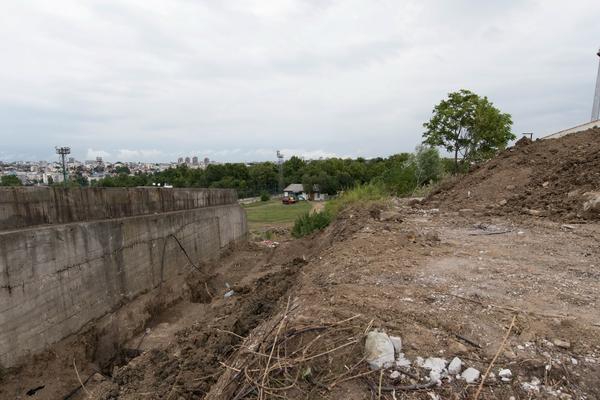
[0,0,599,162]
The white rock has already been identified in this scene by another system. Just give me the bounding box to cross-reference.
[364,331,395,370]
[498,368,512,381]
[461,367,480,383]
[423,357,447,371]
[389,371,401,379]
[429,369,443,383]
[571,357,578,365]
[395,353,411,367]
[448,357,462,375]
[389,336,402,354]
[415,356,425,367]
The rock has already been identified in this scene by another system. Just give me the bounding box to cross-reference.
[582,191,600,212]
[461,367,480,383]
[506,185,515,190]
[429,369,443,383]
[448,340,468,355]
[379,211,403,222]
[499,199,508,206]
[448,357,462,375]
[553,339,571,349]
[542,181,550,188]
[527,209,542,216]
[521,377,541,392]
[364,331,395,370]
[561,224,576,230]
[423,357,447,371]
[407,197,424,206]
[389,336,402,354]
[389,371,401,379]
[498,368,512,381]
[224,290,235,298]
[395,353,411,367]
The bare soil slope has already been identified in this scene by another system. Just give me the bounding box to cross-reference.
[427,128,600,221]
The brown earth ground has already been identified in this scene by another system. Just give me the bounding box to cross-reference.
[6,197,598,399]
[4,131,599,399]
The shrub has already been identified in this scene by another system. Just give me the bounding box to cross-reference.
[292,211,332,238]
[325,182,387,217]
[260,191,270,202]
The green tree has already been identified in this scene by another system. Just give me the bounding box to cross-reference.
[0,175,22,186]
[414,145,443,185]
[423,89,514,173]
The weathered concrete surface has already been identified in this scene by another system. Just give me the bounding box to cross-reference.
[0,187,237,231]
[0,188,246,368]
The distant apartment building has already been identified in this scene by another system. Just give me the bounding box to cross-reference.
[177,157,184,164]
[192,156,198,165]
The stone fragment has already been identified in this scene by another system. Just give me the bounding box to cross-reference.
[553,339,571,349]
[364,331,395,370]
[461,367,480,383]
[389,336,402,354]
[448,357,462,375]
[498,368,512,381]
[423,357,447,371]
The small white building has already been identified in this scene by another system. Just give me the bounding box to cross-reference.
[283,183,306,198]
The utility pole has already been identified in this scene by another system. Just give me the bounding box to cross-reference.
[55,146,70,186]
[592,47,600,121]
[276,150,284,193]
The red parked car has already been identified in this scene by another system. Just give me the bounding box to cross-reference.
[282,196,297,204]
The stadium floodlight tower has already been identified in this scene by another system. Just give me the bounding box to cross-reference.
[55,146,71,185]
[276,150,284,192]
[592,47,600,121]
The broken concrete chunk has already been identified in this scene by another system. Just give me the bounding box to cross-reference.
[553,339,571,349]
[423,357,447,372]
[448,357,462,375]
[461,367,480,383]
[389,336,402,354]
[395,353,411,367]
[364,331,395,370]
[498,368,512,381]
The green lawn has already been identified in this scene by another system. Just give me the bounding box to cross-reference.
[243,199,312,230]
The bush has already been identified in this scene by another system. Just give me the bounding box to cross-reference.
[292,182,388,238]
[325,182,387,217]
[260,191,270,202]
[292,211,332,238]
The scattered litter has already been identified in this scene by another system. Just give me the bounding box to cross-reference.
[461,367,480,383]
[224,290,235,298]
[259,240,279,248]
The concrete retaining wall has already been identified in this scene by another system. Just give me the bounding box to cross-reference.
[543,119,600,139]
[0,188,247,368]
[0,187,238,231]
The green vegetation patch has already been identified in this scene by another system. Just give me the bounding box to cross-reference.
[244,199,312,228]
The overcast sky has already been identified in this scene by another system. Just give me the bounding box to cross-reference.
[1,0,599,163]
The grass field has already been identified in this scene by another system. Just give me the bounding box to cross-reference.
[243,199,312,230]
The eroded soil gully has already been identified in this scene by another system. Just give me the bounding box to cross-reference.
[81,258,306,399]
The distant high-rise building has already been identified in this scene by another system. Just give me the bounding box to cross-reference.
[192,156,199,165]
[177,157,184,164]
[185,157,191,164]
[203,157,210,165]
[96,156,103,164]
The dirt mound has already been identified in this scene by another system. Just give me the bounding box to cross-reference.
[427,128,600,221]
